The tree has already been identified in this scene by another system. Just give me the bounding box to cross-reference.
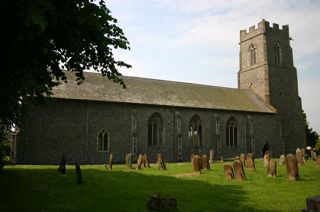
[302,111,319,147]
[0,0,131,134]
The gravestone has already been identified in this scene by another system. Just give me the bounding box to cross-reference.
[316,156,320,165]
[303,196,320,212]
[263,151,270,167]
[239,153,245,167]
[279,154,286,165]
[209,149,215,163]
[75,164,82,185]
[296,150,304,166]
[268,159,277,177]
[144,154,151,168]
[157,153,166,170]
[58,154,66,174]
[108,154,113,170]
[192,155,201,173]
[202,154,210,170]
[137,154,143,170]
[126,153,132,170]
[310,149,317,161]
[191,154,195,163]
[224,164,234,180]
[220,155,224,162]
[285,154,299,181]
[245,153,255,170]
[233,160,245,181]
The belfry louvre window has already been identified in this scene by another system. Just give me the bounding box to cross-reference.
[226,117,238,147]
[274,42,282,65]
[97,130,109,151]
[148,113,164,146]
[249,44,257,65]
[188,115,202,147]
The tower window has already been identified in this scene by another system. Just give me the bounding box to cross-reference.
[188,115,202,147]
[249,44,257,65]
[274,42,282,65]
[97,130,109,152]
[148,113,164,146]
[226,117,238,147]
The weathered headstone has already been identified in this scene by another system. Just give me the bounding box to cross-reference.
[137,154,143,170]
[147,195,177,211]
[268,159,277,177]
[202,154,210,170]
[108,154,113,170]
[126,153,132,170]
[157,153,166,170]
[233,160,245,181]
[192,155,201,173]
[285,154,299,181]
[279,154,286,165]
[75,164,82,184]
[144,154,151,168]
[316,156,320,165]
[245,153,255,170]
[58,154,66,174]
[224,164,234,180]
[303,196,320,212]
[220,155,224,162]
[263,151,270,167]
[310,149,317,161]
[296,150,304,166]
[239,153,245,167]
[191,154,195,163]
[209,149,215,163]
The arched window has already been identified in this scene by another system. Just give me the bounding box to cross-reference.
[97,130,109,151]
[188,115,202,147]
[249,44,257,65]
[226,118,237,147]
[148,113,164,146]
[274,42,282,65]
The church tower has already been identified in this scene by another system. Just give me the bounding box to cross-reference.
[238,19,305,154]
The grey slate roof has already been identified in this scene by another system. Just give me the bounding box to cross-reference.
[52,72,276,113]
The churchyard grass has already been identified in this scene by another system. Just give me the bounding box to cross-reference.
[0,159,319,211]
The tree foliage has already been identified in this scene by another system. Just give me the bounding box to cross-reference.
[302,110,319,147]
[0,0,131,132]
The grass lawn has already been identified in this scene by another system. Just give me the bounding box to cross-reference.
[0,159,319,211]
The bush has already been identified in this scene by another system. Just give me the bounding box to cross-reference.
[315,139,320,154]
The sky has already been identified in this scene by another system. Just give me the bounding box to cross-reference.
[107,0,320,133]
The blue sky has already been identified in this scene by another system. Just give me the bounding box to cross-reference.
[107,0,320,133]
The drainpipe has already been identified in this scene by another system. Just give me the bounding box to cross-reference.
[171,108,175,161]
[85,101,89,163]
[244,115,247,153]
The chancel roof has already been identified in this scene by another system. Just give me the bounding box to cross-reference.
[52,72,276,113]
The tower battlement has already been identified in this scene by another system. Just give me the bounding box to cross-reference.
[240,19,289,42]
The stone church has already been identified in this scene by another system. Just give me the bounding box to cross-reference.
[15,20,305,164]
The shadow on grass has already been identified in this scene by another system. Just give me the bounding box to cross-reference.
[0,166,257,211]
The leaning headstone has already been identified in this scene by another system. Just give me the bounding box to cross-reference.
[285,154,299,181]
[268,159,277,177]
[224,164,234,180]
[202,154,210,170]
[58,154,66,174]
[220,155,224,162]
[75,164,82,185]
[239,153,245,167]
[209,149,215,163]
[157,153,166,170]
[245,153,255,170]
[147,195,177,211]
[296,150,304,166]
[233,160,245,181]
[303,196,320,212]
[126,153,132,170]
[279,154,286,165]
[144,154,151,168]
[263,151,270,167]
[137,154,143,170]
[192,155,201,173]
